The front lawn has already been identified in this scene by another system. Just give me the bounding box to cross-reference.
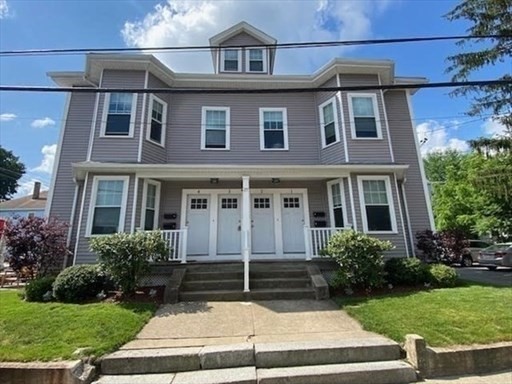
[0,290,156,362]
[336,284,512,347]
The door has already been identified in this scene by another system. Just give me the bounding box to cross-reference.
[217,195,241,255]
[186,195,210,256]
[281,194,305,253]
[251,195,275,254]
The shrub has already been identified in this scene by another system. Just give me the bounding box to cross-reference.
[415,229,443,263]
[427,264,458,288]
[384,257,429,286]
[323,230,393,289]
[53,264,113,303]
[90,231,169,294]
[438,229,469,263]
[4,216,70,278]
[25,276,55,302]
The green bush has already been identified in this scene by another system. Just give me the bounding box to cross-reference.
[384,257,429,286]
[427,264,458,288]
[90,231,169,294]
[53,264,113,303]
[25,277,55,302]
[323,230,393,289]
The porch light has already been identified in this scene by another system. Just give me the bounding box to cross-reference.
[271,178,280,184]
[210,178,219,184]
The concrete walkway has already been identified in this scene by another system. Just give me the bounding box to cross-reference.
[122,300,381,350]
[423,370,512,383]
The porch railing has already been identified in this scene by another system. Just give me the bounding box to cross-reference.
[144,228,188,263]
[304,226,352,260]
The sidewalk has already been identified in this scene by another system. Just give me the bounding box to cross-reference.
[423,370,512,383]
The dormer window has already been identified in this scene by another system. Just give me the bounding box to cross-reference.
[221,49,241,72]
[247,48,266,72]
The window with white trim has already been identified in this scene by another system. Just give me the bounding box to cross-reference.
[358,176,396,233]
[221,49,241,72]
[201,107,230,150]
[246,48,266,72]
[104,93,136,136]
[319,98,339,147]
[147,95,167,146]
[348,94,381,139]
[88,177,128,236]
[260,108,288,150]
[142,180,161,230]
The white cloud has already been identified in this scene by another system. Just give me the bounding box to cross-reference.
[31,144,57,174]
[14,178,49,198]
[31,117,56,128]
[0,0,9,19]
[416,120,469,156]
[121,0,393,74]
[0,113,16,121]
[482,117,507,137]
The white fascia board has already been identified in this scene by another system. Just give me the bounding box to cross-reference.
[209,21,277,46]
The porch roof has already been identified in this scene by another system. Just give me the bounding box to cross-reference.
[72,162,409,181]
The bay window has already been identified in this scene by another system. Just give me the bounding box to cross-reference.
[103,93,136,137]
[348,93,381,139]
[357,176,397,233]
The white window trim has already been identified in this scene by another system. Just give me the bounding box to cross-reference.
[357,175,397,234]
[100,93,138,138]
[85,175,130,237]
[319,97,340,149]
[201,106,231,151]
[220,48,242,73]
[145,94,168,147]
[347,93,382,140]
[326,178,349,228]
[245,48,267,73]
[140,179,161,230]
[259,107,289,151]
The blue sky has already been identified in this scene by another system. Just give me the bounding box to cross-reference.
[0,0,507,196]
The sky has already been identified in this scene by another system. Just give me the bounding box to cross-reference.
[0,0,508,197]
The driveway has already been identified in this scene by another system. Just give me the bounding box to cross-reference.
[457,266,512,287]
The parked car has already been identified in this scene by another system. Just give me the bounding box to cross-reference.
[457,240,492,267]
[478,243,512,270]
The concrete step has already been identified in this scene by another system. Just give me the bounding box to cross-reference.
[255,338,402,368]
[250,278,310,289]
[173,366,256,384]
[179,290,245,302]
[186,264,244,273]
[249,288,315,301]
[257,360,417,384]
[182,279,244,291]
[250,269,308,279]
[93,373,176,384]
[185,271,244,281]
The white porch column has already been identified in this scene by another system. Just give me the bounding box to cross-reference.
[241,176,251,292]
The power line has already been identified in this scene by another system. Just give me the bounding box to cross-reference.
[1,80,510,94]
[0,34,509,57]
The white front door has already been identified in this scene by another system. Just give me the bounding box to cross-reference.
[217,195,241,255]
[281,194,305,253]
[251,195,275,254]
[186,195,210,256]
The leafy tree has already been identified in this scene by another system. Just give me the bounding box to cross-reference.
[0,146,26,201]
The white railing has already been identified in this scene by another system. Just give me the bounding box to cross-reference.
[304,226,352,259]
[148,228,188,263]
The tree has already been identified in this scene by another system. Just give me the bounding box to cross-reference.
[0,146,26,201]
[445,0,512,132]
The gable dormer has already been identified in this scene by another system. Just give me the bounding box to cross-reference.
[209,22,277,75]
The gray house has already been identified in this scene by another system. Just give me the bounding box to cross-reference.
[46,22,434,266]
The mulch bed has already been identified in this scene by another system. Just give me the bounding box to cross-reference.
[105,285,165,305]
[331,284,430,298]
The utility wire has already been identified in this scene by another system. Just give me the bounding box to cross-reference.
[0,34,509,57]
[1,80,510,94]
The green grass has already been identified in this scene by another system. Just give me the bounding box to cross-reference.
[0,290,156,362]
[336,284,512,347]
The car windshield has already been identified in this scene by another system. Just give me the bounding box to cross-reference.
[484,244,512,252]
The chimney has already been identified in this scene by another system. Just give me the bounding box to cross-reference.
[32,182,41,200]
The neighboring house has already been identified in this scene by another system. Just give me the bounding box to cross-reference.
[0,182,47,219]
[46,22,434,265]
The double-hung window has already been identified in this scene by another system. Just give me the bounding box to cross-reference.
[260,108,288,150]
[246,48,266,72]
[147,95,167,146]
[141,180,161,230]
[104,93,136,136]
[327,179,346,228]
[222,49,241,72]
[87,176,129,236]
[348,93,381,139]
[358,176,397,233]
[319,97,339,147]
[201,107,230,150]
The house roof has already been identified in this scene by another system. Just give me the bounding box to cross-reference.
[0,191,48,211]
[209,21,277,46]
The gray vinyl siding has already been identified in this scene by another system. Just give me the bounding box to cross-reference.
[219,32,271,75]
[166,92,321,164]
[397,180,413,254]
[74,173,136,264]
[340,74,392,163]
[134,178,144,230]
[90,70,145,162]
[141,74,168,164]
[350,173,407,257]
[49,93,95,227]
[385,90,432,247]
